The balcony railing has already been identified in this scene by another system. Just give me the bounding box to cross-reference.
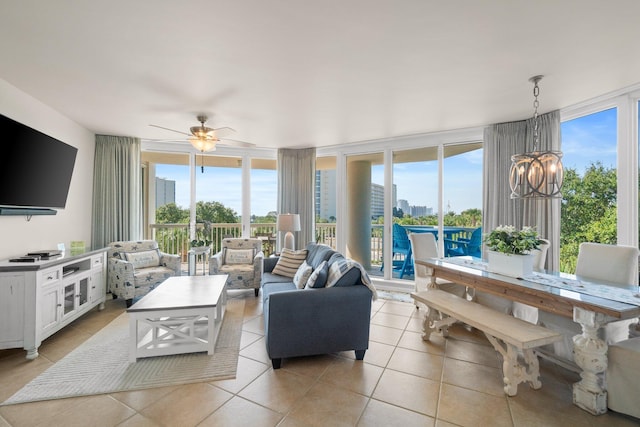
[149,223,473,266]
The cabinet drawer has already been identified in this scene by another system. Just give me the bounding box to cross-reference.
[91,255,103,269]
[39,268,61,284]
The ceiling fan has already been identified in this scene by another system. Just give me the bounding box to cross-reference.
[149,115,254,152]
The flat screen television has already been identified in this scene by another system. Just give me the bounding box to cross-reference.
[0,114,78,213]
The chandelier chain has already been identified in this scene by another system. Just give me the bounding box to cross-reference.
[532,80,540,150]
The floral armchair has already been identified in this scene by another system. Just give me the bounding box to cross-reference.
[107,240,181,306]
[209,238,263,296]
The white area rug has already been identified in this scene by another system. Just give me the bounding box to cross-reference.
[2,298,245,405]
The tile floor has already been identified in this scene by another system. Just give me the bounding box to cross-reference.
[0,291,638,427]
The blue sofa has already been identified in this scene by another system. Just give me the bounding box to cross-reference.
[262,243,374,369]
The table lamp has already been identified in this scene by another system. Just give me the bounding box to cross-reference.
[277,213,301,250]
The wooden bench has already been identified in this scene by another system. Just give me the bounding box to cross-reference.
[411,289,562,396]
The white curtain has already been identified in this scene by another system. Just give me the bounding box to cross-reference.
[482,110,561,271]
[277,148,316,250]
[91,135,142,248]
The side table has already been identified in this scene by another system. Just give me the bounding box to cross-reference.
[188,247,211,276]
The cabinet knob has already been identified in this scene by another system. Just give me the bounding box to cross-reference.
[57,304,62,307]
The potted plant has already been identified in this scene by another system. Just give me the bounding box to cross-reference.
[191,221,212,253]
[484,225,541,277]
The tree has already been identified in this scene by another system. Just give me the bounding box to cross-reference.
[196,201,239,223]
[156,203,189,223]
[560,162,617,273]
[392,207,404,218]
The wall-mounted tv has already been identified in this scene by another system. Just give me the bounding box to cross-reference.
[0,114,78,213]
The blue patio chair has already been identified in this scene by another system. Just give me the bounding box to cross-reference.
[380,223,413,278]
[445,227,482,258]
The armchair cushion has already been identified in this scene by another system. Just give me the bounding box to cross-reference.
[123,249,160,269]
[225,248,255,264]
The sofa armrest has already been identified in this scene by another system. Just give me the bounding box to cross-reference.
[264,285,372,359]
[159,252,181,276]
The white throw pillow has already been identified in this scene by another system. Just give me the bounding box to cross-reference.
[225,248,255,265]
[272,248,308,278]
[293,261,313,289]
[124,250,160,269]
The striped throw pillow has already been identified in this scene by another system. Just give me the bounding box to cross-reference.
[272,248,308,278]
[326,257,360,287]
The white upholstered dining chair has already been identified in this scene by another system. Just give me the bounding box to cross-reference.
[537,242,639,361]
[409,232,466,300]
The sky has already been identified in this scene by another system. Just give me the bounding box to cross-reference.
[155,107,618,217]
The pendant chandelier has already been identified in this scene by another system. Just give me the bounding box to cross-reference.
[509,75,563,199]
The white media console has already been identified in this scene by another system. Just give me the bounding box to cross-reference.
[0,248,107,359]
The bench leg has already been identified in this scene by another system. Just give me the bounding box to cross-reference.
[421,307,457,340]
[485,334,542,397]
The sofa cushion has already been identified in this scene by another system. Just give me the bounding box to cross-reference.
[225,248,254,264]
[293,261,313,289]
[125,249,160,269]
[305,260,329,288]
[272,248,308,278]
[305,243,336,270]
[326,256,361,288]
[262,271,294,285]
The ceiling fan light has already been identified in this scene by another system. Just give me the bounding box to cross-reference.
[189,137,216,152]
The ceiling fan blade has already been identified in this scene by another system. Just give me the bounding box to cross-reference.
[219,138,255,148]
[143,138,188,142]
[149,124,191,136]
[213,126,236,133]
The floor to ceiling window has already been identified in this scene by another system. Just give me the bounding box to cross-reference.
[196,155,243,239]
[391,147,438,278]
[250,157,278,255]
[141,151,191,255]
[560,107,618,273]
[315,156,337,248]
[443,142,483,255]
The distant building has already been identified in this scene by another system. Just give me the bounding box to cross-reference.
[398,199,410,214]
[155,177,175,208]
[315,170,337,220]
[315,170,399,220]
[409,205,432,217]
[371,183,397,219]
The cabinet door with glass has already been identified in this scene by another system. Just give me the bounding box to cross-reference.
[62,273,90,321]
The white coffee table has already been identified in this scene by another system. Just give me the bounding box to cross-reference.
[127,275,227,362]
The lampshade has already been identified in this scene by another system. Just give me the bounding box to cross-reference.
[509,75,564,199]
[277,214,301,232]
[189,137,217,152]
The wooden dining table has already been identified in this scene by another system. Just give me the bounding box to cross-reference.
[415,256,640,416]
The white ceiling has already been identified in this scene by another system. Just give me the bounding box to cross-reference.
[2,0,640,150]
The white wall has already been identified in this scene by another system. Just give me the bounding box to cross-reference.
[0,78,95,260]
